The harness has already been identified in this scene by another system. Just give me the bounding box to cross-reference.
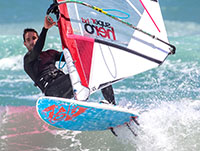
[35,64,64,92]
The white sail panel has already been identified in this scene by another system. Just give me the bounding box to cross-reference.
[89,42,159,91]
[129,0,170,61]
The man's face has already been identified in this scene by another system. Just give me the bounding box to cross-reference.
[24,32,38,51]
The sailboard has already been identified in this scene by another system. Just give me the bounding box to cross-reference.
[37,96,139,135]
[36,0,175,133]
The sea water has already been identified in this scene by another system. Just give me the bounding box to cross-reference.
[0,0,200,150]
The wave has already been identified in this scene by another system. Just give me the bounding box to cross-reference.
[0,55,23,71]
[136,99,200,151]
[165,21,200,37]
[115,99,200,151]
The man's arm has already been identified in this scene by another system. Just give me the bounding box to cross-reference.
[26,16,56,62]
[31,28,48,59]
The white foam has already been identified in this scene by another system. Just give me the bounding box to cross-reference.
[0,55,23,70]
[116,99,200,151]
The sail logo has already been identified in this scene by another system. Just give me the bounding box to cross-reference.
[42,104,88,124]
[81,17,116,41]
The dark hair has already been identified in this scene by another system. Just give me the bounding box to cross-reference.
[23,28,38,42]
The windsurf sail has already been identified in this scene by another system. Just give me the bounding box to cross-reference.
[47,0,175,99]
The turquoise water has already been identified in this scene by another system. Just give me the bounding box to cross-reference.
[1,0,200,151]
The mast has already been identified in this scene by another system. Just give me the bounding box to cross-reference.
[63,48,90,101]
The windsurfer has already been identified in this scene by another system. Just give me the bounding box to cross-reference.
[23,15,116,105]
[23,16,74,98]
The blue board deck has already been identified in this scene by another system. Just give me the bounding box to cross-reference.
[36,96,139,131]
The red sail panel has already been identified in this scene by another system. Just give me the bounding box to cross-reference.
[57,1,94,87]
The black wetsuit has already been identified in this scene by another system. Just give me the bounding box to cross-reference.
[101,85,115,105]
[23,27,73,98]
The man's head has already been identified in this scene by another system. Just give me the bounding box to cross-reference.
[23,28,38,51]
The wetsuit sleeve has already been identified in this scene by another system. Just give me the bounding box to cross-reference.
[26,27,48,62]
